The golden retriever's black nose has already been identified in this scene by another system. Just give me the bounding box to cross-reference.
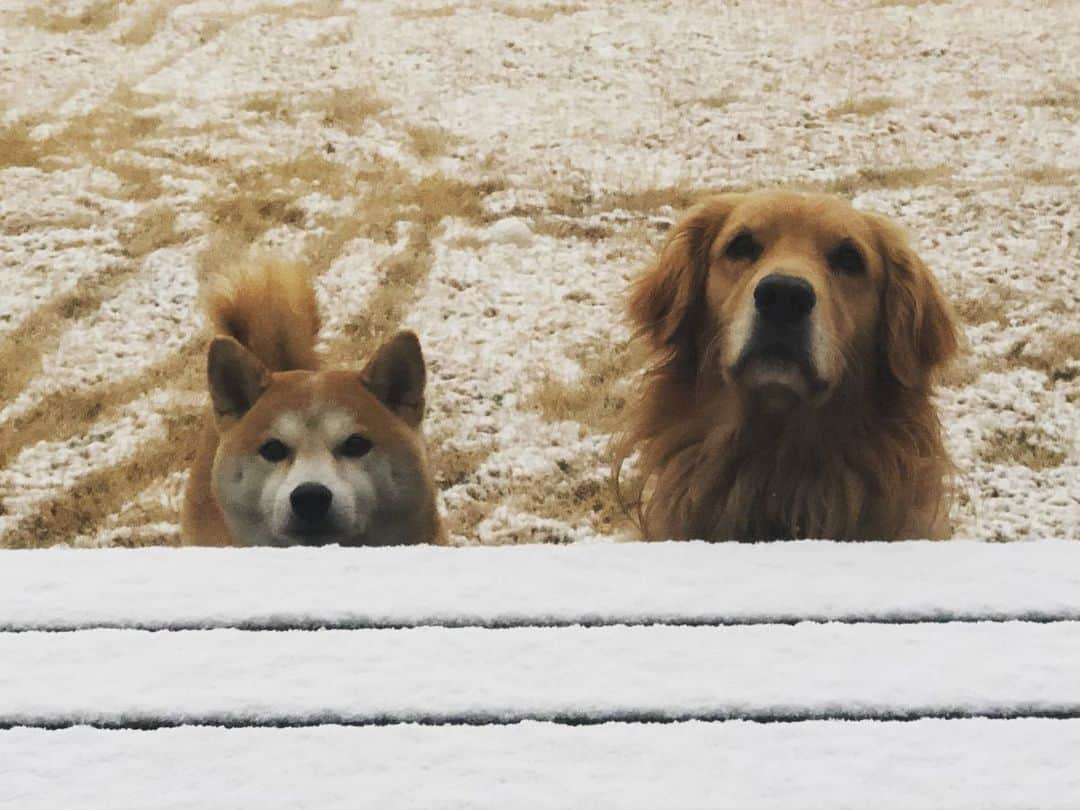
[290,482,333,522]
[754,274,816,325]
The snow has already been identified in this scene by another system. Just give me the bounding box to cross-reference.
[4,541,1080,631]
[1,0,1076,546]
[4,621,1079,728]
[4,719,1080,810]
[483,217,535,247]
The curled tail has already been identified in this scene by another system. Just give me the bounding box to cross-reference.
[203,256,321,372]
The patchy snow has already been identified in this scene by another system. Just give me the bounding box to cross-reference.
[0,0,1076,546]
[4,719,1080,809]
[4,541,1080,631]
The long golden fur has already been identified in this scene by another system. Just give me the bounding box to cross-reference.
[613,190,959,541]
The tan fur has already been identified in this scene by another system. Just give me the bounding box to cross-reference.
[613,190,959,541]
[182,257,444,546]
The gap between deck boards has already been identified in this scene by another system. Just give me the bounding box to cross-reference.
[5,612,1080,633]
[8,707,1080,731]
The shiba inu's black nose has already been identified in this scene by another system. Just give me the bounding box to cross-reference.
[290,482,333,523]
[754,274,816,326]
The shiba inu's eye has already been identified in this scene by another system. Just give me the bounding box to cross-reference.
[258,439,290,463]
[339,434,373,459]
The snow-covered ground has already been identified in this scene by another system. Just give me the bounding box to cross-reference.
[0,0,1076,546]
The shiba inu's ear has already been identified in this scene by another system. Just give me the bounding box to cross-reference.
[362,330,426,427]
[208,336,270,426]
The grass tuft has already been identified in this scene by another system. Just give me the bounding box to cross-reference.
[496,3,583,21]
[826,96,895,118]
[979,426,1069,471]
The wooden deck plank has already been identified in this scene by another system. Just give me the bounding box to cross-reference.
[3,719,1080,809]
[3,541,1080,630]
[3,622,1079,727]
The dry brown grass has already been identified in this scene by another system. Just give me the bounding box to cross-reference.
[826,96,895,118]
[117,0,179,46]
[606,185,700,213]
[332,228,435,356]
[325,173,505,359]
[118,204,184,258]
[953,291,1011,325]
[528,469,630,536]
[496,3,583,21]
[873,0,947,6]
[0,263,149,412]
[825,165,951,195]
[199,150,357,259]
[1025,89,1080,110]
[492,463,631,539]
[0,120,43,168]
[0,338,204,472]
[23,0,119,33]
[319,88,388,132]
[530,217,613,241]
[407,125,458,160]
[1018,166,1077,185]
[1016,333,1080,383]
[4,409,202,549]
[431,441,497,490]
[941,332,1080,389]
[9,86,167,201]
[526,338,638,434]
[518,336,643,538]
[396,5,457,18]
[979,426,1069,470]
[242,87,386,132]
[549,185,701,219]
[696,94,739,109]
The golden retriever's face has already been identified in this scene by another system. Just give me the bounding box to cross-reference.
[706,193,884,402]
[629,190,957,409]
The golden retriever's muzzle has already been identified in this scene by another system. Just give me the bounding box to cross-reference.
[732,273,826,394]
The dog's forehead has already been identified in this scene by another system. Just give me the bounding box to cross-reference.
[728,194,872,244]
[233,371,387,442]
[271,406,355,445]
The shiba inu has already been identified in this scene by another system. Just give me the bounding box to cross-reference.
[181,258,444,546]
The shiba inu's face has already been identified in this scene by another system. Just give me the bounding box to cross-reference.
[207,332,434,547]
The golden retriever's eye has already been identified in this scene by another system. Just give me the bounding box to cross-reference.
[258,439,290,463]
[338,433,373,459]
[828,242,866,277]
[724,231,762,262]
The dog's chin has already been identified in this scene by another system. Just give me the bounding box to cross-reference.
[278,522,350,547]
[729,350,825,411]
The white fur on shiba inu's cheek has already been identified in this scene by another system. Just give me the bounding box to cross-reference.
[212,452,289,546]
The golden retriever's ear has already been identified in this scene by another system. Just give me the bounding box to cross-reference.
[867,213,959,389]
[628,195,740,351]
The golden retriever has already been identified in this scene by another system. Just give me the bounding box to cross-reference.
[613,190,959,541]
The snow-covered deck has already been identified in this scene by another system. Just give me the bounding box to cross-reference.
[4,541,1080,807]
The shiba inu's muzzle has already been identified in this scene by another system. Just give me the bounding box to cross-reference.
[285,482,341,544]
